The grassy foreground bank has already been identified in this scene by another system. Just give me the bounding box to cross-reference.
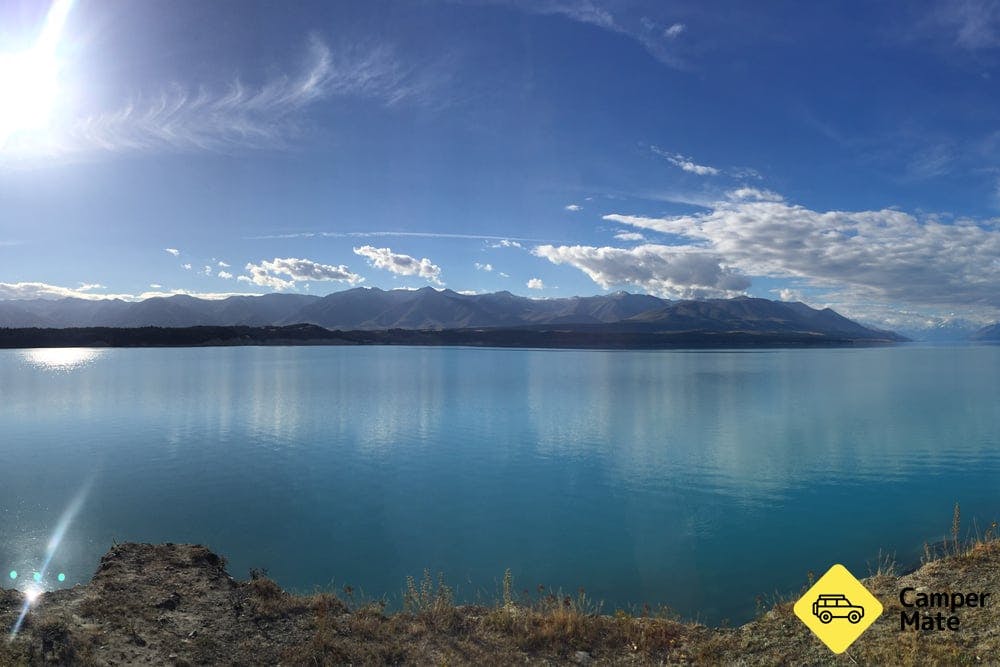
[1,536,998,665]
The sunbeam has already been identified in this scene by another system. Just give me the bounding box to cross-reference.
[8,478,92,640]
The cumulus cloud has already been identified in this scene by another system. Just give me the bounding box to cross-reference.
[218,271,233,279]
[475,262,494,271]
[217,260,230,268]
[565,204,583,211]
[533,244,750,299]
[652,146,720,176]
[613,231,645,241]
[165,248,180,256]
[149,283,162,289]
[181,263,192,270]
[777,288,806,303]
[527,278,545,289]
[353,245,443,284]
[602,193,1000,315]
[239,257,364,291]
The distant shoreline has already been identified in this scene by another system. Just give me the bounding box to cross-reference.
[0,324,904,350]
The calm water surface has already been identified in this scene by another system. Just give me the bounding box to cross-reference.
[2,345,999,624]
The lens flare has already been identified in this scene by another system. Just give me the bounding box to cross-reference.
[9,479,92,640]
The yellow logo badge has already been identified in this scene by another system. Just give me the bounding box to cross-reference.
[793,564,883,654]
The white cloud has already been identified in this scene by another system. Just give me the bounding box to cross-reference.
[533,244,750,299]
[499,272,510,278]
[202,265,213,276]
[0,282,130,301]
[727,187,784,202]
[217,260,230,268]
[777,288,806,303]
[664,23,685,38]
[353,245,443,284]
[77,283,105,291]
[935,0,1000,49]
[138,288,261,300]
[565,203,583,211]
[149,283,162,289]
[0,282,256,302]
[475,262,494,271]
[603,193,1000,316]
[613,231,645,241]
[504,1,686,67]
[218,271,233,280]
[527,278,545,289]
[240,257,364,291]
[165,248,180,256]
[250,231,543,243]
[490,239,523,249]
[181,263,192,270]
[651,146,720,176]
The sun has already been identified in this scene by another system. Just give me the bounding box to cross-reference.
[0,0,73,147]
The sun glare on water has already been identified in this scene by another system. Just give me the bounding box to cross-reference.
[22,347,103,371]
[0,0,74,147]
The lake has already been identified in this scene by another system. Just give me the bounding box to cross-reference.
[2,345,999,624]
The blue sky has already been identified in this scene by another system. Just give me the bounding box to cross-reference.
[3,0,1000,328]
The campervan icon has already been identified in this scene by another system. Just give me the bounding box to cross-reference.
[812,594,865,624]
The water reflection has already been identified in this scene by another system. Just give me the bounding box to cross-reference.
[21,348,104,371]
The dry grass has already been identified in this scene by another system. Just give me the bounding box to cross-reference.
[4,510,1000,665]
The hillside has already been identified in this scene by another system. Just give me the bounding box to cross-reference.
[971,322,1000,341]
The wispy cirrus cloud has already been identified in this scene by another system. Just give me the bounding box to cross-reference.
[353,245,443,285]
[471,1,690,68]
[246,230,547,243]
[931,0,1000,49]
[3,34,433,166]
[239,257,364,290]
[651,146,720,175]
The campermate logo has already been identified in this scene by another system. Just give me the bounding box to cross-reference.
[793,564,883,654]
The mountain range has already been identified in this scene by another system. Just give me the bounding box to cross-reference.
[0,287,905,342]
[970,323,1000,341]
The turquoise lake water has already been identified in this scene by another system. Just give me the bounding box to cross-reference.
[2,345,999,624]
